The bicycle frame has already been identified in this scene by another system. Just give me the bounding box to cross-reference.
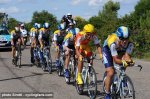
[112,64,142,97]
[113,65,126,94]
[14,42,22,67]
[68,50,76,76]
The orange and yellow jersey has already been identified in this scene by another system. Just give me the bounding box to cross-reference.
[75,31,100,47]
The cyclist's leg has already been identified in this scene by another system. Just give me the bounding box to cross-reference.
[64,46,72,78]
[76,45,86,85]
[12,45,16,62]
[20,37,24,46]
[11,39,16,59]
[55,45,60,67]
[84,45,93,65]
[39,40,45,64]
[55,42,63,68]
[30,39,35,63]
[103,46,115,99]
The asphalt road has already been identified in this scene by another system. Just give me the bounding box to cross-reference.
[0,46,150,99]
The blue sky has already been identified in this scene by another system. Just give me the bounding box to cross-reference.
[0,0,140,22]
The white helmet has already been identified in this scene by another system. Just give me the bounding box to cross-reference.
[67,13,72,16]
[37,24,41,29]
[43,22,50,28]
[21,23,25,27]
[15,27,20,32]
[69,22,74,26]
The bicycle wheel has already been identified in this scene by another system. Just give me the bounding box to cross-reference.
[87,66,97,99]
[103,72,119,99]
[74,68,83,95]
[16,44,21,68]
[67,58,75,84]
[19,44,21,68]
[57,55,64,76]
[14,53,18,66]
[46,55,52,74]
[120,75,135,99]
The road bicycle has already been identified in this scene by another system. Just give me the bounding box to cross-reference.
[64,49,77,84]
[42,45,52,74]
[102,63,142,99]
[12,42,25,68]
[75,56,97,99]
[33,45,41,67]
[57,46,65,76]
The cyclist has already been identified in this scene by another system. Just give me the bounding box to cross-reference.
[75,24,102,85]
[29,23,37,45]
[102,26,134,99]
[20,23,28,46]
[53,23,66,69]
[61,13,76,29]
[38,22,51,69]
[30,23,41,64]
[66,13,76,26]
[63,27,80,79]
[11,26,24,63]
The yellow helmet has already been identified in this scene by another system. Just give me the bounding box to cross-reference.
[83,24,95,33]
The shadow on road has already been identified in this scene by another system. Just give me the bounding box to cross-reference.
[0,48,11,52]
[21,63,33,67]
[0,72,47,82]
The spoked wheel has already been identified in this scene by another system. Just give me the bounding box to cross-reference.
[120,76,135,99]
[57,66,63,76]
[14,56,18,67]
[67,60,75,84]
[41,62,46,72]
[65,77,70,84]
[18,54,21,68]
[46,58,52,74]
[103,72,119,99]
[35,59,40,67]
[57,60,63,76]
[111,83,119,99]
[87,67,97,99]
[16,50,21,68]
[75,81,84,95]
[74,67,83,95]
[102,72,107,92]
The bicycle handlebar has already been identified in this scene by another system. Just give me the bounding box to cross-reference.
[133,64,143,71]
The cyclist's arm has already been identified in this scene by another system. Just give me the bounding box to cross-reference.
[64,39,70,51]
[11,34,14,46]
[20,32,24,45]
[75,37,82,57]
[39,31,43,48]
[93,35,102,56]
[122,43,134,61]
[32,32,37,45]
[110,43,122,64]
[53,33,58,46]
[96,44,102,55]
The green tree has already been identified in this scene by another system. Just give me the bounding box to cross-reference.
[7,18,19,31]
[31,10,58,31]
[89,0,120,43]
[74,16,88,30]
